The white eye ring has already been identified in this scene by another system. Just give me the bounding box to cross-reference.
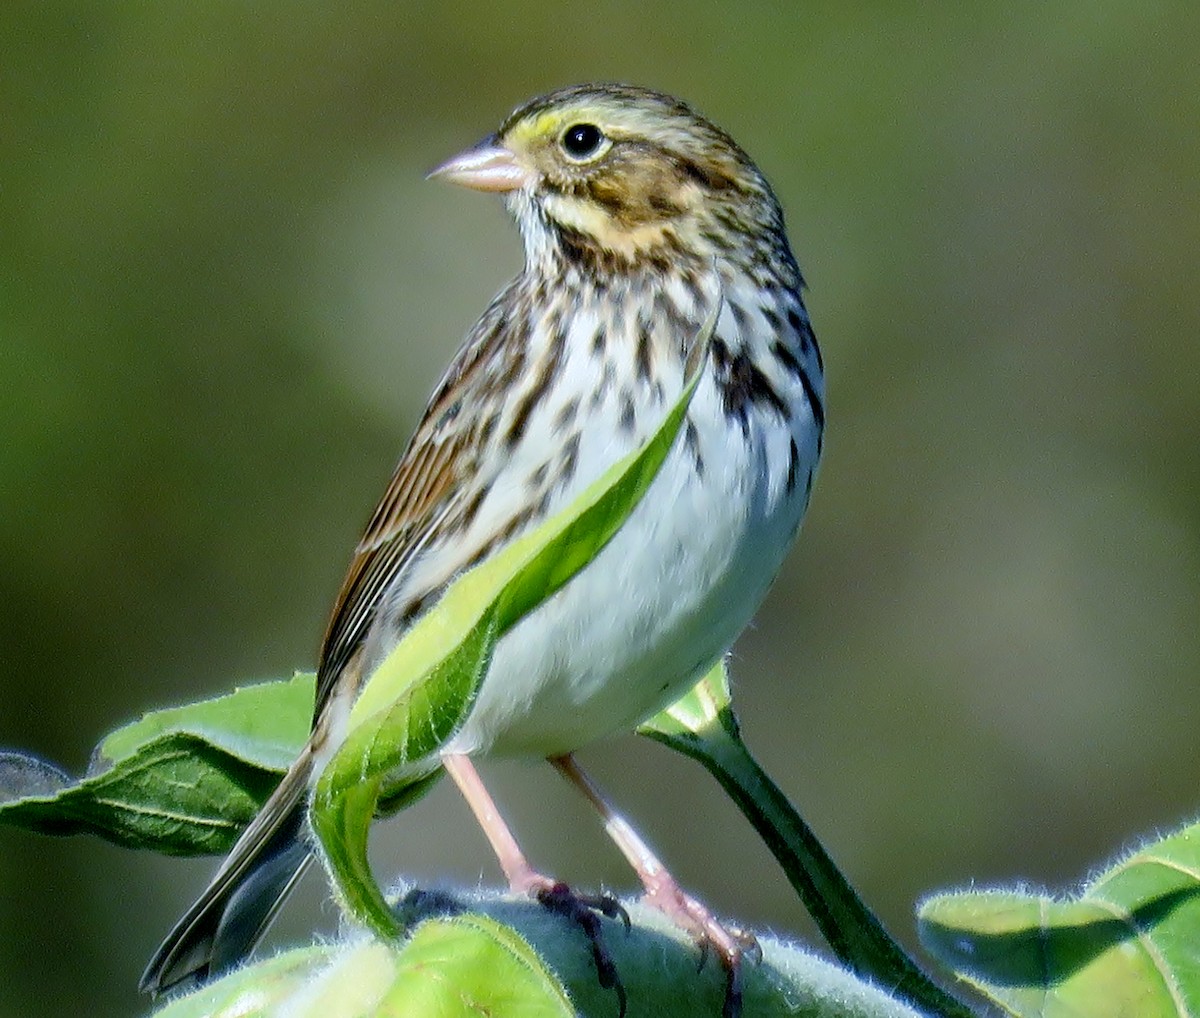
[560,123,609,162]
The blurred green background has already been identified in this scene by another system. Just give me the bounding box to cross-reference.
[3,2,1198,1014]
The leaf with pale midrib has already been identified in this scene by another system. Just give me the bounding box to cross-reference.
[919,822,1200,1018]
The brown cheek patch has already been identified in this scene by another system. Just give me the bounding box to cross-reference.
[586,157,686,229]
[673,153,736,193]
[586,177,630,218]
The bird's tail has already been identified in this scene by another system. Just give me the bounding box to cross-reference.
[140,749,315,997]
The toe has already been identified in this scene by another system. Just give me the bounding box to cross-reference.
[533,883,628,1018]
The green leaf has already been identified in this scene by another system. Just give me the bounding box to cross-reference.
[150,895,929,1018]
[145,946,332,1018]
[154,913,574,1018]
[0,676,313,854]
[640,661,975,1018]
[312,301,719,942]
[312,612,500,936]
[0,670,439,855]
[382,914,574,1018]
[637,659,736,745]
[98,672,313,772]
[918,820,1200,1018]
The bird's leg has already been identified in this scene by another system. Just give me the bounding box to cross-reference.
[442,752,543,892]
[550,753,758,1018]
[441,753,628,1016]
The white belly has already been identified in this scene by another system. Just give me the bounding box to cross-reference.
[448,368,818,758]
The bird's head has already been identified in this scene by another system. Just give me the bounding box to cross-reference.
[430,84,785,274]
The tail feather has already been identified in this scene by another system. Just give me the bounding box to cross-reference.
[140,751,315,997]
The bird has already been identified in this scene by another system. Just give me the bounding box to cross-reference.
[142,83,825,1016]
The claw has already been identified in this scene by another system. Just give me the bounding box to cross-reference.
[534,882,628,1018]
[721,959,744,1018]
[737,929,763,967]
[590,889,631,931]
[638,881,757,1018]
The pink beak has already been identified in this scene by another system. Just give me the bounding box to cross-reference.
[427,135,532,193]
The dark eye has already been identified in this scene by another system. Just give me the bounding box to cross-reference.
[561,123,605,160]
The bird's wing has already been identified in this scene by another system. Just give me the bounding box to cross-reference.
[313,305,516,723]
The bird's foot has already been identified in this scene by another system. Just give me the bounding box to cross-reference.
[517,875,630,1017]
[393,885,468,924]
[641,875,760,1018]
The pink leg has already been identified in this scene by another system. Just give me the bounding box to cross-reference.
[550,753,755,1018]
[442,752,629,1015]
[442,752,545,893]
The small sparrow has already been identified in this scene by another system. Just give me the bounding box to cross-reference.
[143,83,825,1015]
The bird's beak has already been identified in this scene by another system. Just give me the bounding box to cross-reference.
[427,135,531,193]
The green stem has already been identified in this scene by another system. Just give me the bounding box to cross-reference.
[643,709,977,1018]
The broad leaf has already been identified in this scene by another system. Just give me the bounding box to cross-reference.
[98,672,312,772]
[919,820,1200,1017]
[151,915,573,1018]
[150,894,928,1018]
[0,675,312,854]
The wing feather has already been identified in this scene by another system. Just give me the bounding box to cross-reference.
[314,425,474,717]
[313,294,520,722]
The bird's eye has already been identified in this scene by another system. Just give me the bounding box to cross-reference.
[560,123,606,161]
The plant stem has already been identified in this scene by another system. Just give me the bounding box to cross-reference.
[643,709,977,1018]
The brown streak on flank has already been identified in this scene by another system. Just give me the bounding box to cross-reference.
[794,313,822,370]
[680,269,706,309]
[553,397,580,435]
[590,361,615,410]
[505,325,566,447]
[635,323,653,383]
[456,483,489,533]
[771,335,825,432]
[394,593,428,628]
[609,297,626,334]
[787,307,819,361]
[528,462,549,490]
[718,343,788,429]
[496,505,536,546]
[558,432,581,488]
[761,305,783,333]
[797,359,826,434]
[772,340,805,379]
[700,227,734,253]
[460,541,492,573]
[653,289,690,339]
[619,390,637,432]
[684,417,704,477]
